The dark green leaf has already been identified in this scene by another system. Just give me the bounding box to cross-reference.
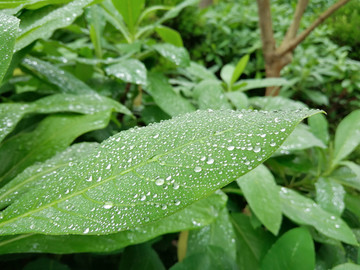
[237,165,282,235]
[0,109,320,235]
[261,227,315,270]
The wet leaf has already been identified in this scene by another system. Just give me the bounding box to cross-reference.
[153,43,190,67]
[0,109,321,235]
[184,62,216,81]
[21,57,95,94]
[237,164,282,235]
[231,213,274,270]
[146,73,195,116]
[280,187,357,245]
[105,59,147,85]
[315,177,345,216]
[0,0,73,10]
[0,111,113,186]
[15,0,96,51]
[0,12,19,84]
[331,163,360,191]
[187,208,236,260]
[193,80,232,110]
[0,192,227,254]
[261,227,315,270]
[0,93,131,143]
[0,143,99,209]
[333,110,360,165]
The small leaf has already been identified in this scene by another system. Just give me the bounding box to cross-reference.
[332,263,360,270]
[153,43,190,67]
[231,213,274,269]
[0,109,321,235]
[220,64,234,87]
[0,12,19,84]
[231,54,249,86]
[193,80,232,110]
[111,0,145,33]
[0,192,227,254]
[236,78,288,92]
[315,177,345,216]
[22,57,95,94]
[331,163,360,191]
[226,91,249,110]
[333,110,360,165]
[187,208,236,260]
[105,59,147,85]
[184,62,216,81]
[280,187,357,245]
[308,113,329,145]
[261,227,315,270]
[15,0,96,51]
[158,0,198,23]
[146,72,195,116]
[237,164,282,235]
[0,111,112,186]
[156,26,183,47]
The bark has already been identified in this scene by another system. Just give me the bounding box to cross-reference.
[256,0,352,96]
[199,0,213,9]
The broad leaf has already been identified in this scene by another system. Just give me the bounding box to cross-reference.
[220,64,234,87]
[332,263,360,270]
[315,177,345,216]
[231,213,274,270]
[0,12,19,84]
[187,208,236,260]
[0,143,99,209]
[155,26,183,47]
[226,91,249,110]
[333,110,360,165]
[153,43,190,67]
[21,57,95,94]
[0,192,227,254]
[146,73,195,116]
[0,109,320,235]
[261,227,315,270]
[184,62,216,81]
[280,187,357,245]
[105,59,147,85]
[308,113,329,145]
[331,163,360,191]
[193,80,232,110]
[237,164,282,235]
[0,111,112,186]
[15,0,95,51]
[111,0,145,33]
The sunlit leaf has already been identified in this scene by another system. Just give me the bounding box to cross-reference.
[0,109,320,235]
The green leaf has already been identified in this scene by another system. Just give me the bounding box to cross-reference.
[0,111,112,186]
[315,177,345,216]
[231,54,249,86]
[220,64,234,87]
[250,96,307,110]
[146,73,195,116]
[308,113,329,145]
[193,80,232,110]
[333,110,360,165]
[187,208,236,260]
[21,57,95,94]
[119,243,165,270]
[105,59,147,85]
[261,227,315,270]
[231,213,274,269]
[0,93,131,143]
[111,0,145,34]
[275,124,326,155]
[0,192,227,254]
[23,257,70,270]
[156,26,183,47]
[235,78,288,92]
[226,91,248,110]
[0,0,73,10]
[86,4,105,59]
[280,187,357,245]
[331,163,360,191]
[153,43,190,67]
[158,0,198,24]
[345,193,360,221]
[237,164,282,235]
[0,143,99,209]
[184,62,216,81]
[0,109,321,235]
[15,0,95,51]
[0,12,19,84]
[332,263,360,270]
[170,245,238,270]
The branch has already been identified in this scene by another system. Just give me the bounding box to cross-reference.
[256,0,277,60]
[277,0,352,57]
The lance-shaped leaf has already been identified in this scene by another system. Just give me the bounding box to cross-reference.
[0,192,227,254]
[0,109,321,235]
[0,13,19,84]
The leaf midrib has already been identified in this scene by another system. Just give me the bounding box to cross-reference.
[0,127,233,229]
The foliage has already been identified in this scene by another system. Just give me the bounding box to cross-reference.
[0,0,360,269]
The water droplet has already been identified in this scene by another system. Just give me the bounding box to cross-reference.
[155,178,165,186]
[140,195,146,201]
[274,117,280,123]
[173,183,180,189]
[270,142,277,147]
[153,134,159,139]
[162,204,167,210]
[227,146,235,151]
[86,176,92,182]
[103,202,114,209]
[194,166,202,172]
[207,158,214,164]
[174,199,181,206]
[83,228,90,234]
[253,146,261,153]
[106,164,111,170]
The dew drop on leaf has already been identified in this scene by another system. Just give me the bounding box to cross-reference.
[155,178,165,186]
[194,166,202,172]
[103,202,113,209]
